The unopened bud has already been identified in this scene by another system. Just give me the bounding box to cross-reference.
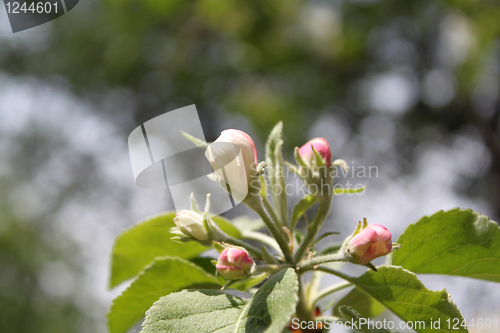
[206,129,258,202]
[298,138,332,168]
[216,247,255,280]
[346,224,392,265]
[173,210,209,241]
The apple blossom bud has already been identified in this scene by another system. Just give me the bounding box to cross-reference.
[298,138,332,168]
[206,129,258,202]
[347,224,392,264]
[216,247,255,280]
[173,210,209,241]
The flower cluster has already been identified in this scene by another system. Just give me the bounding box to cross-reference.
[111,120,487,333]
[172,128,397,284]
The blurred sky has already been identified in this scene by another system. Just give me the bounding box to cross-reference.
[1,1,500,332]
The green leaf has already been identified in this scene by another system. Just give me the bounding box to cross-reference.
[291,195,317,231]
[110,213,241,288]
[213,215,242,239]
[333,287,386,319]
[108,257,219,333]
[265,121,289,228]
[232,216,266,232]
[189,257,217,275]
[141,268,299,333]
[392,208,500,283]
[337,266,466,333]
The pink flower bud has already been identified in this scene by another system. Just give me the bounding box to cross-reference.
[216,247,255,280]
[347,224,392,265]
[298,138,332,168]
[206,129,258,202]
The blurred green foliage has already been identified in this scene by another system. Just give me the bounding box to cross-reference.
[2,0,497,145]
[1,0,500,332]
[0,211,83,333]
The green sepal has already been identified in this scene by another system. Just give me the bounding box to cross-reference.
[256,161,267,175]
[190,193,200,214]
[170,236,192,243]
[181,130,208,149]
[294,146,308,170]
[341,220,363,248]
[212,241,226,253]
[203,193,211,219]
[169,227,184,236]
[311,145,326,168]
[202,219,214,240]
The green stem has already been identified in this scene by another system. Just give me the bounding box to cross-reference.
[296,275,314,321]
[224,236,263,259]
[248,196,294,263]
[298,251,347,271]
[312,281,352,305]
[299,265,352,281]
[262,195,282,228]
[242,230,282,254]
[294,199,331,263]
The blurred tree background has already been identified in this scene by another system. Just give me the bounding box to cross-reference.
[0,0,499,332]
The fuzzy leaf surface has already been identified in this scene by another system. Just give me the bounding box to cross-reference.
[141,268,299,333]
[108,257,219,333]
[338,266,467,333]
[393,208,500,283]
